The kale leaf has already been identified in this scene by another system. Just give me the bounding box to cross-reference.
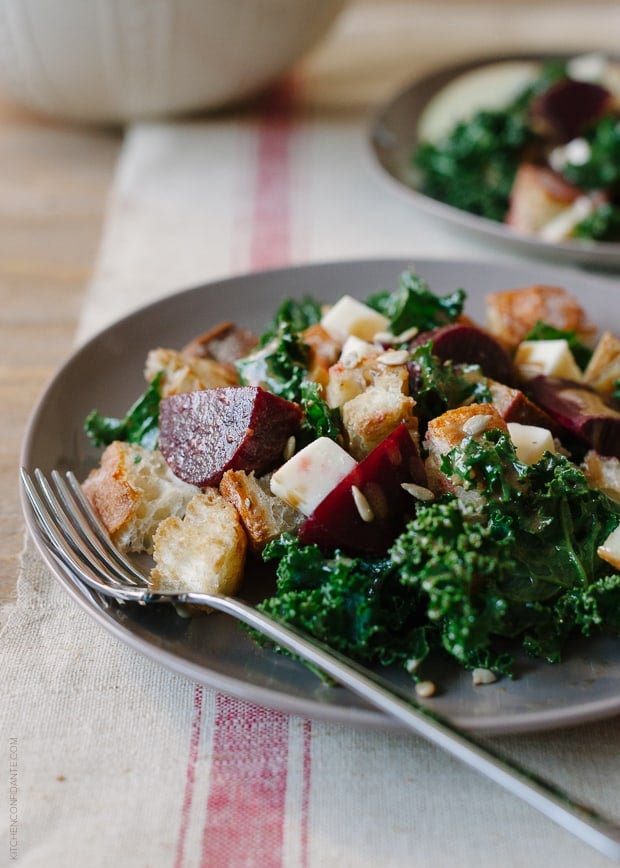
[407,341,492,428]
[391,430,620,673]
[84,371,162,450]
[559,115,620,191]
[236,320,309,402]
[259,535,430,673]
[298,380,341,445]
[366,270,465,335]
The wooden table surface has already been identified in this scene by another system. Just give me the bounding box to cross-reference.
[0,97,121,608]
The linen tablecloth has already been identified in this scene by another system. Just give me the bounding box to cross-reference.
[3,3,620,866]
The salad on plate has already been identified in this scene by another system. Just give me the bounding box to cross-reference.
[80,270,620,693]
[412,53,620,244]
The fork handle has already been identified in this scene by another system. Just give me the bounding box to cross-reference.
[148,589,620,863]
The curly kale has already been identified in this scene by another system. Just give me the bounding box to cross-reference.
[259,535,429,672]
[559,115,620,191]
[236,296,341,443]
[413,108,532,222]
[84,371,163,450]
[236,319,309,402]
[366,270,465,335]
[407,342,492,428]
[573,201,620,242]
[257,427,620,680]
[391,430,620,673]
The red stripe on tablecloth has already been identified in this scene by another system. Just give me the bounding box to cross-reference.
[249,78,297,271]
[174,685,204,868]
[198,76,313,868]
[200,697,290,867]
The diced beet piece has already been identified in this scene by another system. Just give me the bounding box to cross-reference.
[530,78,614,143]
[410,323,516,385]
[298,423,427,554]
[159,386,303,486]
[181,321,258,365]
[488,380,563,436]
[528,376,620,458]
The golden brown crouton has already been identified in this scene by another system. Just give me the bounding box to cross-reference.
[505,163,581,236]
[150,490,246,599]
[485,284,597,350]
[342,388,417,460]
[582,451,620,504]
[144,347,237,397]
[583,331,620,398]
[219,470,303,555]
[424,404,509,494]
[81,442,200,554]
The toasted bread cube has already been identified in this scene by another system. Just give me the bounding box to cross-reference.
[145,347,237,397]
[81,441,200,554]
[219,470,303,554]
[583,331,620,397]
[424,404,509,494]
[342,387,417,460]
[582,451,620,504]
[150,490,246,597]
[486,284,597,350]
[505,163,580,235]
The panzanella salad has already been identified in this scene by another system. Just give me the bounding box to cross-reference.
[413,54,620,243]
[82,271,620,687]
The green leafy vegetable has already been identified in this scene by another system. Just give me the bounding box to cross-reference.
[259,535,429,674]
[259,296,322,346]
[573,201,620,242]
[413,108,532,222]
[559,116,620,191]
[298,380,341,445]
[84,372,163,449]
[236,320,309,402]
[407,342,492,428]
[392,430,620,672]
[366,270,465,334]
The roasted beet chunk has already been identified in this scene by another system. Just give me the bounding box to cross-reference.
[528,376,620,458]
[299,423,427,554]
[159,386,303,486]
[529,78,614,143]
[411,322,516,385]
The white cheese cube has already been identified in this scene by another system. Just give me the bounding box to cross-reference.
[514,339,583,382]
[270,437,357,516]
[597,523,620,571]
[321,295,389,342]
[507,422,555,465]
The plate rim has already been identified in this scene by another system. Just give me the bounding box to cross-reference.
[19,256,620,736]
[368,50,620,266]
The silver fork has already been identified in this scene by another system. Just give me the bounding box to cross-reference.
[21,466,620,863]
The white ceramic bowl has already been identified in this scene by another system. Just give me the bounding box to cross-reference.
[0,0,346,123]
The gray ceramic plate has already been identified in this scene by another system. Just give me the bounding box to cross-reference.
[20,257,620,734]
[368,54,620,269]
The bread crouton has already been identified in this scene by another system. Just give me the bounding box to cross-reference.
[485,284,597,350]
[181,321,258,365]
[150,489,246,598]
[342,387,417,460]
[505,163,580,235]
[424,404,508,494]
[81,442,200,554]
[301,323,341,389]
[582,451,620,504]
[583,331,620,398]
[145,347,237,397]
[219,470,303,554]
